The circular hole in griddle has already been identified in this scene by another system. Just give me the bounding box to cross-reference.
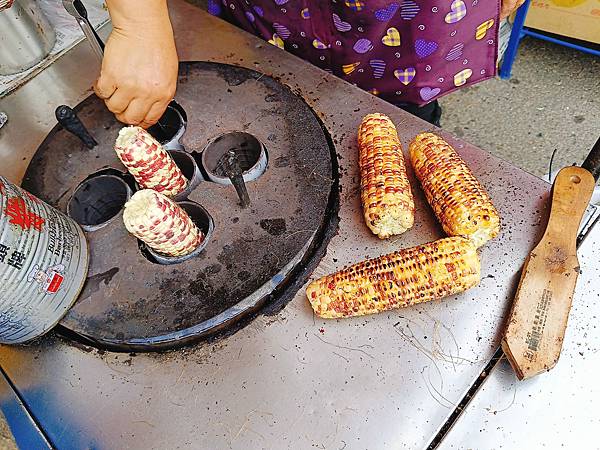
[169,150,195,181]
[139,200,214,265]
[202,132,267,184]
[68,175,131,231]
[147,101,186,145]
[138,240,160,265]
[83,167,137,191]
[180,201,213,234]
[169,100,187,122]
[167,150,202,200]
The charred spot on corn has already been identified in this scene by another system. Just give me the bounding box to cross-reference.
[306,236,480,319]
[409,133,500,248]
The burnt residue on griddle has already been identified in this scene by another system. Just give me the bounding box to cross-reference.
[273,156,290,168]
[78,268,120,302]
[261,102,341,317]
[237,271,251,281]
[265,93,281,103]
[177,64,191,84]
[211,62,258,86]
[38,61,340,352]
[260,218,287,236]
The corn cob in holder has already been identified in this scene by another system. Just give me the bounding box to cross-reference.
[307,237,480,319]
[123,190,203,257]
[115,126,188,198]
[409,133,500,248]
[358,114,415,239]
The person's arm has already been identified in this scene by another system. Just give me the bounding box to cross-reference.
[95,0,178,127]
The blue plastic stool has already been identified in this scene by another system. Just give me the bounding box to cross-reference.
[499,0,600,79]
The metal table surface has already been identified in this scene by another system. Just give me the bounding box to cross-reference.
[438,226,600,449]
[0,1,570,448]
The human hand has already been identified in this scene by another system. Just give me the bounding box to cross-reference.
[500,0,525,19]
[94,0,178,128]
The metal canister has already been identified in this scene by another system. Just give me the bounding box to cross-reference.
[0,177,88,344]
[0,0,57,76]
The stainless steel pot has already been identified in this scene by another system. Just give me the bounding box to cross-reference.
[0,0,57,76]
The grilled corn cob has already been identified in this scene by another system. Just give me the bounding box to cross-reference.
[358,113,414,239]
[409,133,500,248]
[306,236,480,319]
[123,189,203,257]
[115,126,188,197]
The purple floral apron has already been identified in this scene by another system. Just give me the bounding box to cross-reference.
[208,0,499,106]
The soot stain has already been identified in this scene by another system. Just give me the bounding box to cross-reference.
[260,218,287,236]
[78,267,120,302]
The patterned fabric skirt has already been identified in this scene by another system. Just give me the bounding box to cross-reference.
[209,0,499,105]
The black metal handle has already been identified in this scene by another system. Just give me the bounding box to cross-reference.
[87,19,105,51]
[223,150,251,208]
[55,105,98,149]
[582,136,600,182]
[73,0,105,51]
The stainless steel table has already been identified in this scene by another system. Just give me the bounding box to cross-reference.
[0,1,593,448]
[438,225,600,450]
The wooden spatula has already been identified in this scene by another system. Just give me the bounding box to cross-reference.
[502,166,596,380]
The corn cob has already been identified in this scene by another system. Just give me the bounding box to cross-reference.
[306,236,480,319]
[358,113,414,239]
[0,1,15,12]
[123,190,203,257]
[115,126,187,197]
[409,133,500,248]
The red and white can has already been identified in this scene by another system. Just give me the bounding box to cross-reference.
[0,177,89,343]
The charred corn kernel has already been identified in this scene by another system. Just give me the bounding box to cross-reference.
[123,190,203,257]
[306,236,480,318]
[115,126,187,197]
[358,113,415,239]
[409,133,500,248]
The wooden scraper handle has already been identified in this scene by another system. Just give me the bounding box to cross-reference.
[502,166,595,380]
[543,166,596,251]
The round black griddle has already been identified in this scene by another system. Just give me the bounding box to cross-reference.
[23,62,339,351]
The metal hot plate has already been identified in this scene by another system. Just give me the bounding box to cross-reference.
[22,61,338,351]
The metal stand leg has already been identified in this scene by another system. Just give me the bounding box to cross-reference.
[499,0,531,79]
[499,0,600,79]
[582,136,600,181]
